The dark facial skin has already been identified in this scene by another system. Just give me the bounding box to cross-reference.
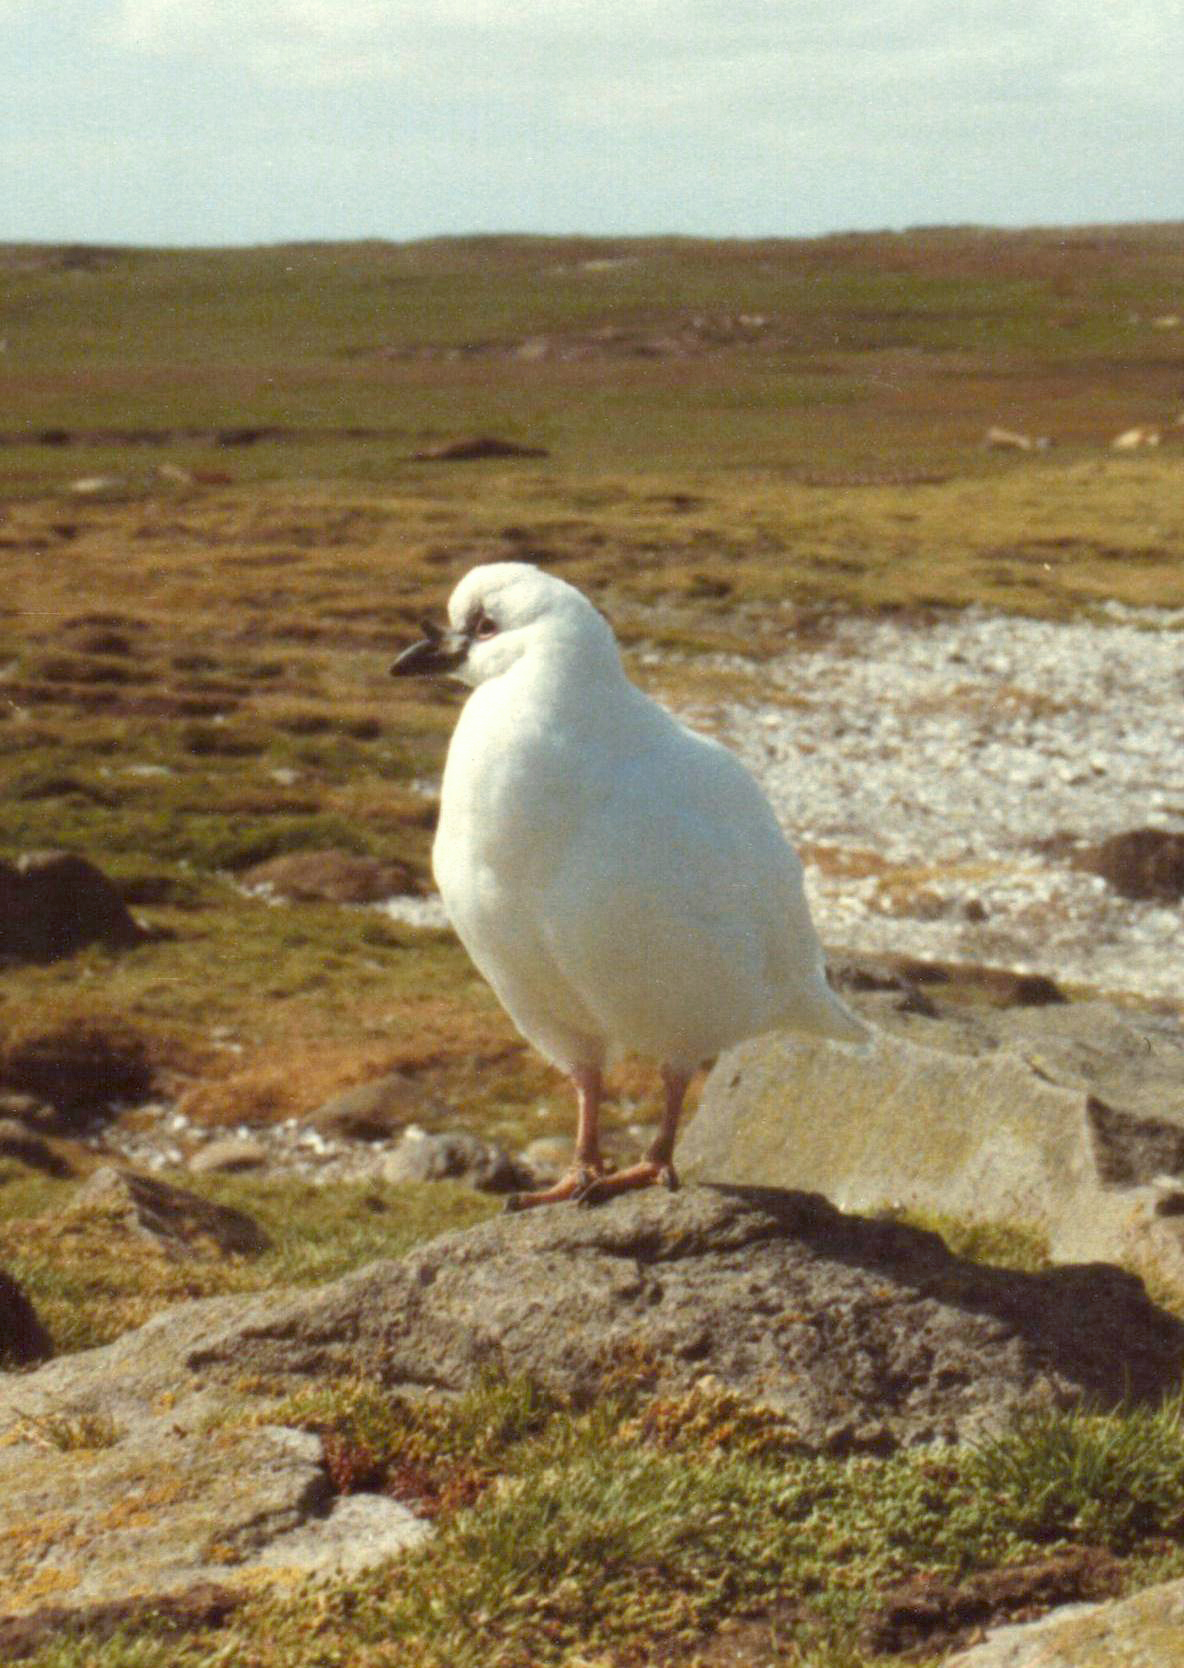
[390,609,497,678]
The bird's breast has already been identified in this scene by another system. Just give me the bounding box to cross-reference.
[433,683,602,902]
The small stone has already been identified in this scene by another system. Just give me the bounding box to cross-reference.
[380,1129,529,1193]
[67,1165,270,1256]
[309,1072,426,1141]
[240,850,419,904]
[1080,828,1184,903]
[188,1138,270,1175]
[518,1136,570,1186]
[255,1492,431,1574]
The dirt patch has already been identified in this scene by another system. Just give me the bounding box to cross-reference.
[860,1546,1126,1660]
[648,1548,1126,1666]
[0,1582,240,1662]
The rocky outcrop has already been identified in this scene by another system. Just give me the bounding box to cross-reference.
[176,1186,1184,1429]
[0,1399,427,1625]
[0,852,146,963]
[945,1574,1184,1666]
[3,1185,1182,1624]
[2,1186,1182,1622]
[681,987,1184,1288]
[65,1166,270,1256]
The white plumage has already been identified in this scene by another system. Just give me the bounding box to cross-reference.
[392,562,866,1207]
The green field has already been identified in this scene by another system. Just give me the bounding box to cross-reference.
[4,226,1184,472]
[2,223,1183,1152]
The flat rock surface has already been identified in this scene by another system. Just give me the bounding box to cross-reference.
[683,991,1184,1282]
[944,1575,1184,1666]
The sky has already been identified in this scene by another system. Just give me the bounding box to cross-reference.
[3,0,1182,247]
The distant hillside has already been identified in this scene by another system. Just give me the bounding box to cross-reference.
[1,226,1181,483]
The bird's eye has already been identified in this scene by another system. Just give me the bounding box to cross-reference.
[473,612,498,641]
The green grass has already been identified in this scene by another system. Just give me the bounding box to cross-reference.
[3,228,1183,485]
[969,1392,1184,1551]
[891,1208,1052,1273]
[16,1371,1184,1667]
[0,1171,497,1356]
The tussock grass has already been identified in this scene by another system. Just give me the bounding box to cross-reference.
[969,1392,1184,1551]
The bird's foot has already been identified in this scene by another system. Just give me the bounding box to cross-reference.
[503,1162,607,1212]
[574,1160,679,1208]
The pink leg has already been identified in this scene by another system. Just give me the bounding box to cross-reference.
[574,1064,690,1207]
[504,1065,607,1212]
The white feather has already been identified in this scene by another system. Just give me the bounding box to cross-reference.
[429,562,866,1078]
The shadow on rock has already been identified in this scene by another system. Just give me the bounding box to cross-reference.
[712,1185,1184,1410]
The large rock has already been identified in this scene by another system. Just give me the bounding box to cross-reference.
[0,1406,427,1622]
[681,992,1184,1288]
[0,852,145,963]
[6,1187,1179,1440]
[944,1575,1184,1666]
[2,1187,1181,1623]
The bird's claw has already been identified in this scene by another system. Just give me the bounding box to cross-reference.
[573,1160,679,1207]
[503,1163,606,1212]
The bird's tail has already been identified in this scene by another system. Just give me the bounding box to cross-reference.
[788,974,871,1048]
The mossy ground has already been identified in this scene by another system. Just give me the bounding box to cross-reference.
[12,1371,1184,1667]
[3,229,1184,1664]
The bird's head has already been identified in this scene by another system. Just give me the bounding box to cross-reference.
[391,562,618,689]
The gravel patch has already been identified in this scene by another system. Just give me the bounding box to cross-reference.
[713,604,1184,1003]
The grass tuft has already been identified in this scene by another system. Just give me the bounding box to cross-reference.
[968,1391,1184,1551]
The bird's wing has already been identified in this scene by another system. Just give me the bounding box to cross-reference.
[538,729,840,1064]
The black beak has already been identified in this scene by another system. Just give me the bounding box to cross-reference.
[390,618,468,677]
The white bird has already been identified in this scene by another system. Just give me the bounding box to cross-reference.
[391,563,866,1208]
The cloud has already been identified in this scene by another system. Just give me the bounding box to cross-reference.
[5,0,1181,243]
[98,0,1181,135]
